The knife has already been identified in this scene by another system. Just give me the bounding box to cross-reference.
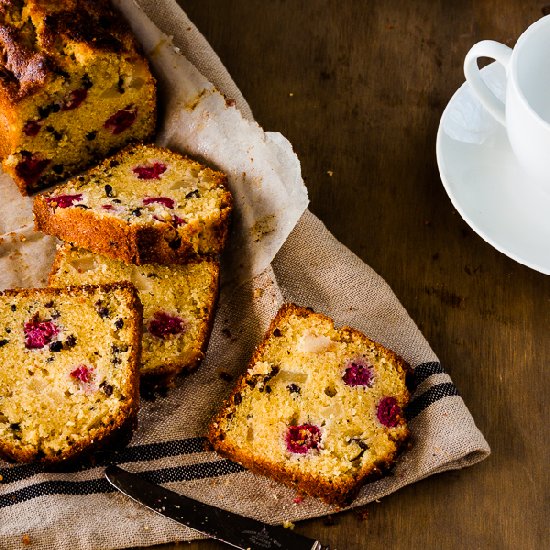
[105,465,329,550]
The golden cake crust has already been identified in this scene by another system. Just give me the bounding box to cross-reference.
[208,304,412,507]
[33,144,233,265]
[0,282,142,464]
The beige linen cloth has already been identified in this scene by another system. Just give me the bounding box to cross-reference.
[0,1,490,548]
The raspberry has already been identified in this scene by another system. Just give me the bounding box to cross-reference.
[342,358,374,387]
[132,162,167,180]
[285,424,321,454]
[101,204,114,210]
[24,315,59,349]
[143,196,175,209]
[16,152,50,184]
[62,88,88,110]
[70,365,93,384]
[376,396,402,428]
[148,311,186,339]
[45,194,83,208]
[23,120,41,136]
[104,105,137,134]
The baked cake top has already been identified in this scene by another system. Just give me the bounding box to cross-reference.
[0,0,141,102]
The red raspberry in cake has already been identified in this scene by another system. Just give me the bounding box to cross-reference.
[143,196,175,209]
[104,105,138,134]
[24,315,59,349]
[342,357,374,387]
[70,365,93,384]
[376,396,402,427]
[286,424,321,454]
[132,162,167,180]
[16,153,50,184]
[45,194,83,208]
[23,121,41,137]
[62,88,88,111]
[148,311,186,339]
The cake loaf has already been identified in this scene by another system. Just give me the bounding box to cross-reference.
[0,282,142,463]
[33,144,232,265]
[0,0,156,195]
[208,304,411,506]
[49,245,219,388]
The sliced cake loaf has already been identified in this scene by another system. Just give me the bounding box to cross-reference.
[0,282,142,463]
[49,245,220,388]
[0,0,156,195]
[33,144,232,265]
[208,304,411,506]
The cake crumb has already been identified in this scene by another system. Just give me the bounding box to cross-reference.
[22,534,31,545]
[282,520,295,530]
[253,287,264,298]
[289,92,294,97]
[0,474,3,481]
[327,170,334,177]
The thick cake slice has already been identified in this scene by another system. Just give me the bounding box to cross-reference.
[0,283,142,463]
[33,144,232,265]
[49,245,219,387]
[0,0,156,195]
[208,304,411,506]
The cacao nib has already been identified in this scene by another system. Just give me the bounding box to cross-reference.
[0,339,9,347]
[65,335,77,348]
[100,382,114,396]
[114,319,124,329]
[104,184,114,197]
[49,341,63,352]
[287,383,301,394]
[185,189,200,199]
[86,131,97,141]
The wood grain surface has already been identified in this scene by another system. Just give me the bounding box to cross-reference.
[147,1,549,549]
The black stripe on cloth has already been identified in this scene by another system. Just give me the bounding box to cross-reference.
[405,382,460,420]
[407,362,446,391]
[0,459,245,509]
[0,437,207,485]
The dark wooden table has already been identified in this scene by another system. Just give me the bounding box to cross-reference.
[151,1,550,549]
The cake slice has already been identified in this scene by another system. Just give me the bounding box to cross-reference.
[33,144,232,265]
[0,282,142,463]
[0,0,156,195]
[49,245,219,388]
[208,304,411,506]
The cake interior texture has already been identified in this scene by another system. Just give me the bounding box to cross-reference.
[0,0,156,193]
[209,304,411,505]
[49,245,219,383]
[0,283,141,463]
[34,144,232,261]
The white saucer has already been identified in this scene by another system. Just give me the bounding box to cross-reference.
[436,62,550,275]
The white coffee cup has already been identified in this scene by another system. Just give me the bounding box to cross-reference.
[464,16,550,190]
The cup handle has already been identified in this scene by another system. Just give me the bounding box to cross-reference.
[463,40,512,125]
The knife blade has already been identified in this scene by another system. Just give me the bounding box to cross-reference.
[105,465,329,550]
